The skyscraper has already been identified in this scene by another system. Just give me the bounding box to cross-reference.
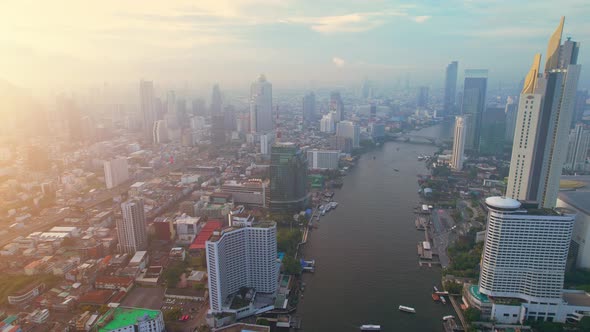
[506,17,582,208]
[303,92,316,124]
[336,121,360,148]
[269,142,309,211]
[416,86,429,108]
[461,69,488,150]
[320,113,336,133]
[210,84,225,145]
[104,158,129,189]
[152,120,168,144]
[451,116,467,170]
[479,107,506,156]
[330,92,344,122]
[210,84,222,115]
[444,61,459,115]
[250,75,273,133]
[117,199,148,254]
[206,222,278,313]
[140,80,156,142]
[565,123,590,171]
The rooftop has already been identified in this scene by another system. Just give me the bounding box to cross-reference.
[469,285,489,303]
[98,307,160,331]
[213,323,270,332]
[559,190,590,216]
[563,291,590,307]
[485,196,521,210]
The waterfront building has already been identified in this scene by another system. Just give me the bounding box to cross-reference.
[306,149,340,170]
[320,113,336,133]
[506,17,582,208]
[303,92,316,124]
[336,120,360,148]
[476,196,588,324]
[117,199,147,254]
[330,91,344,122]
[451,116,467,170]
[369,122,386,139]
[269,142,309,212]
[206,222,278,315]
[479,107,506,156]
[565,123,590,171]
[221,180,269,208]
[103,157,129,189]
[444,61,459,115]
[140,80,156,142]
[250,75,273,133]
[461,69,488,150]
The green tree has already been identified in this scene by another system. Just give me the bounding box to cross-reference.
[282,256,302,275]
[444,281,463,295]
[464,307,481,323]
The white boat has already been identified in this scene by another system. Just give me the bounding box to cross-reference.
[398,305,416,314]
[440,296,446,304]
[433,286,439,292]
[442,315,454,321]
[331,202,338,209]
[360,325,381,331]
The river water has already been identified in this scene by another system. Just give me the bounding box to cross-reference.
[298,122,455,331]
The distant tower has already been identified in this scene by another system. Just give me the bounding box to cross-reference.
[444,61,458,115]
[336,121,360,148]
[210,84,226,145]
[504,97,518,143]
[117,199,147,254]
[451,116,467,170]
[565,123,590,171]
[302,92,316,125]
[416,86,429,108]
[250,75,273,133]
[104,158,129,189]
[461,69,488,151]
[140,80,156,142]
[269,142,309,212]
[330,92,344,122]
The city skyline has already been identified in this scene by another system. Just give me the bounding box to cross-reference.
[2,1,590,95]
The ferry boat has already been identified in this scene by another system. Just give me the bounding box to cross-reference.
[331,201,338,209]
[440,296,447,304]
[360,325,381,331]
[433,285,439,292]
[398,305,416,314]
[442,315,454,321]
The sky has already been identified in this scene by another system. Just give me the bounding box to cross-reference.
[1,0,589,94]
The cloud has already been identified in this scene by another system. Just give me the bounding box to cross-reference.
[332,57,346,67]
[413,15,431,23]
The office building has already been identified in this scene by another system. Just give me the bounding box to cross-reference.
[416,86,429,108]
[369,122,385,139]
[250,75,273,133]
[506,17,582,208]
[477,196,578,323]
[573,90,588,126]
[461,69,488,150]
[451,116,467,170]
[206,222,278,313]
[103,158,129,189]
[444,61,459,114]
[320,113,336,133]
[221,180,269,208]
[565,123,590,171]
[210,84,223,115]
[306,149,340,170]
[504,97,518,143]
[139,80,156,142]
[336,121,360,148]
[117,199,148,254]
[152,120,168,144]
[330,92,344,122]
[260,131,275,155]
[269,143,309,211]
[329,136,353,154]
[303,92,316,124]
[479,107,506,156]
[211,84,226,144]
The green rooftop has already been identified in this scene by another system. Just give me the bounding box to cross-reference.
[98,307,160,331]
[469,285,490,303]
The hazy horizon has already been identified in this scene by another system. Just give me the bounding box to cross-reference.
[1,0,589,97]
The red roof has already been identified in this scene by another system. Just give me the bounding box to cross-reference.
[189,220,223,250]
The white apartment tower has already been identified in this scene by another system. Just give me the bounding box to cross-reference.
[336,121,360,148]
[320,113,336,133]
[104,158,129,189]
[117,199,148,254]
[206,222,278,312]
[506,17,582,208]
[306,149,340,170]
[250,75,273,133]
[565,123,590,171]
[451,116,467,170]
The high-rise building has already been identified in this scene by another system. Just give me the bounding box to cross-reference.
[140,80,156,142]
[506,17,582,208]
[320,113,336,133]
[336,121,360,148]
[166,91,176,117]
[104,158,129,189]
[416,86,429,108]
[478,197,575,322]
[461,69,488,150]
[573,90,588,127]
[369,122,385,139]
[250,75,273,133]
[504,97,518,143]
[152,120,168,144]
[330,92,344,122]
[210,84,222,115]
[303,92,316,124]
[117,199,148,254]
[210,84,226,145]
[444,61,459,115]
[479,107,506,156]
[260,131,275,155]
[565,123,590,171]
[306,150,340,170]
[451,116,467,170]
[206,222,278,313]
[269,143,309,211]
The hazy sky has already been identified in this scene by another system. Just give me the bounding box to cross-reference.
[1,0,589,94]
